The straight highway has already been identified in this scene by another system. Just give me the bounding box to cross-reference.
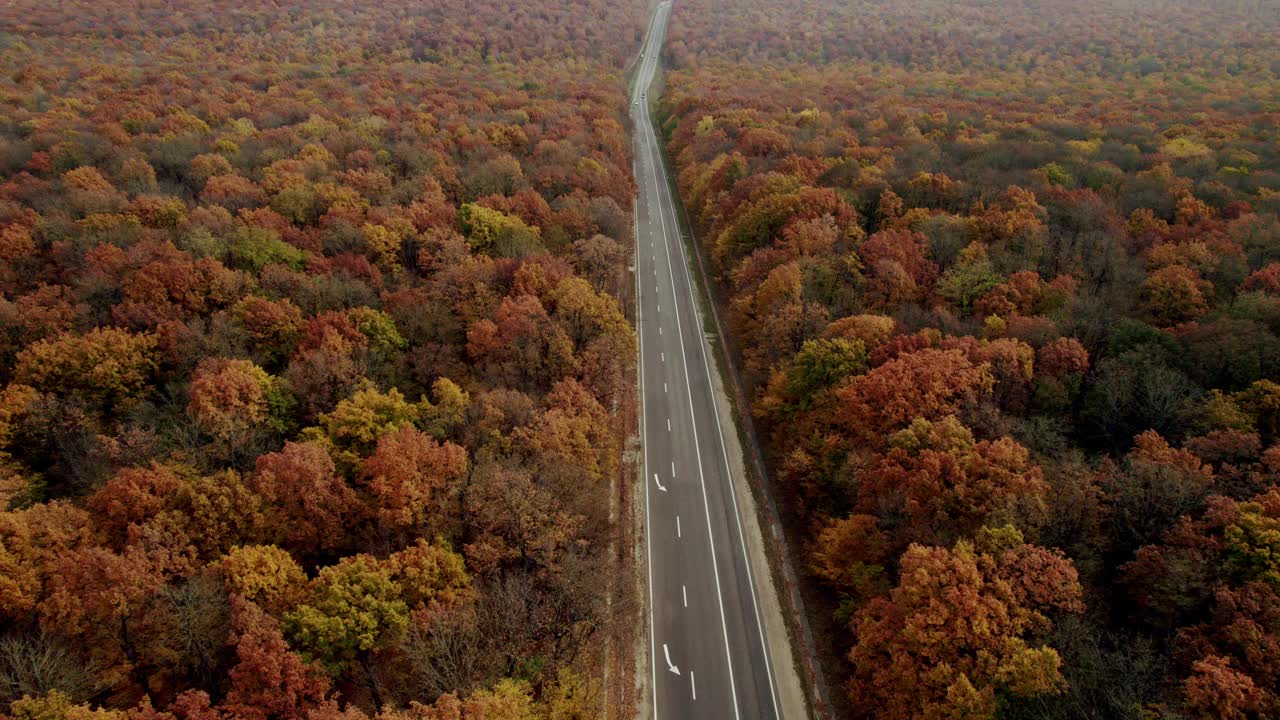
[632,3,790,718]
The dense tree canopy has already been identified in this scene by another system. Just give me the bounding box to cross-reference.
[658,0,1280,717]
[0,0,643,715]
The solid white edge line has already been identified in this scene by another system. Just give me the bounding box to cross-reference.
[650,62,783,719]
[640,49,744,720]
[635,4,669,719]
[635,148,659,720]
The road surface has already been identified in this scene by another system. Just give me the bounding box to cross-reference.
[632,3,787,719]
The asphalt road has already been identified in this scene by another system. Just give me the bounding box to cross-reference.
[632,4,783,719]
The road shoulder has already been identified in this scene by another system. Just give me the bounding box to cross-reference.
[693,314,811,720]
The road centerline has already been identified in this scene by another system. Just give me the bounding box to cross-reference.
[636,45,743,717]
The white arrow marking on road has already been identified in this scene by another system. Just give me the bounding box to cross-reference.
[653,473,667,492]
[663,644,680,675]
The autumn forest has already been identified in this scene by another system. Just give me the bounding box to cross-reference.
[1,0,1279,719]
[662,0,1280,718]
[0,0,647,717]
